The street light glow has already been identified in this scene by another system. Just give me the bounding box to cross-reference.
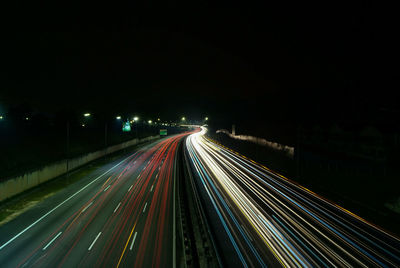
[0,115,3,120]
[116,116,121,120]
[148,120,152,124]
[205,117,208,121]
[84,113,91,117]
[133,116,139,121]
[181,117,186,121]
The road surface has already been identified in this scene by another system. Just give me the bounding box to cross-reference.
[0,133,189,267]
[186,127,400,267]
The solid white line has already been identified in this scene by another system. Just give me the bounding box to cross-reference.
[129,232,138,250]
[0,155,129,251]
[150,185,154,192]
[143,202,148,213]
[88,232,102,251]
[103,185,111,192]
[114,202,121,213]
[42,232,62,250]
[82,202,93,212]
[128,185,133,192]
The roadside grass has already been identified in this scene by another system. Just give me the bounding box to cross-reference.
[0,164,99,227]
[0,138,159,227]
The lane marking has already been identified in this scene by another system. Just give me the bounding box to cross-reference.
[82,202,93,213]
[143,202,148,213]
[117,223,137,267]
[128,185,133,192]
[155,173,159,179]
[88,232,102,251]
[114,202,121,213]
[0,155,130,251]
[150,185,154,192]
[42,232,62,250]
[103,185,111,192]
[129,232,138,250]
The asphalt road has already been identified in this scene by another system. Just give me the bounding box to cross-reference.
[0,132,190,268]
[186,127,400,267]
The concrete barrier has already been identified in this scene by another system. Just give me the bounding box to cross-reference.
[0,135,159,202]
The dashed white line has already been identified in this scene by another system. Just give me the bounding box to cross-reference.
[143,202,148,213]
[0,155,129,251]
[129,232,138,250]
[155,173,158,179]
[128,185,133,192]
[114,202,121,213]
[150,185,154,192]
[82,202,93,212]
[43,232,62,250]
[104,185,111,192]
[88,232,102,251]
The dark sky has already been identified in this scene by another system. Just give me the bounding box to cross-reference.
[1,2,399,130]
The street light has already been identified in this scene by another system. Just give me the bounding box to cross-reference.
[84,113,91,117]
[133,116,139,122]
[181,117,186,121]
[205,117,208,121]
[116,116,121,120]
[0,115,3,120]
[148,120,152,124]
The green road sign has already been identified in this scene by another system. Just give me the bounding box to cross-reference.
[122,121,131,132]
[160,129,167,136]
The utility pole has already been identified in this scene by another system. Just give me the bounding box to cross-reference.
[104,123,108,161]
[66,121,70,182]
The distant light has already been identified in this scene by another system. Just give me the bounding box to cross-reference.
[0,115,3,120]
[130,120,133,124]
[84,113,91,117]
[181,117,186,121]
[81,123,85,127]
[148,120,152,124]
[157,118,160,121]
[133,116,139,121]
[205,117,208,121]
[25,117,29,121]
[116,116,121,120]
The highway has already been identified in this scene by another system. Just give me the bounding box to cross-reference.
[186,127,400,267]
[0,132,190,268]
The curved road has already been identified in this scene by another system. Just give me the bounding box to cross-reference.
[0,132,190,268]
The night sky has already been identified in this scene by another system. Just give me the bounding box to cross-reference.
[1,2,399,134]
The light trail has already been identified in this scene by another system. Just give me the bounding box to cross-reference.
[186,127,400,267]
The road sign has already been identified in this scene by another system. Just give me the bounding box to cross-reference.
[160,129,167,136]
[122,121,131,132]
